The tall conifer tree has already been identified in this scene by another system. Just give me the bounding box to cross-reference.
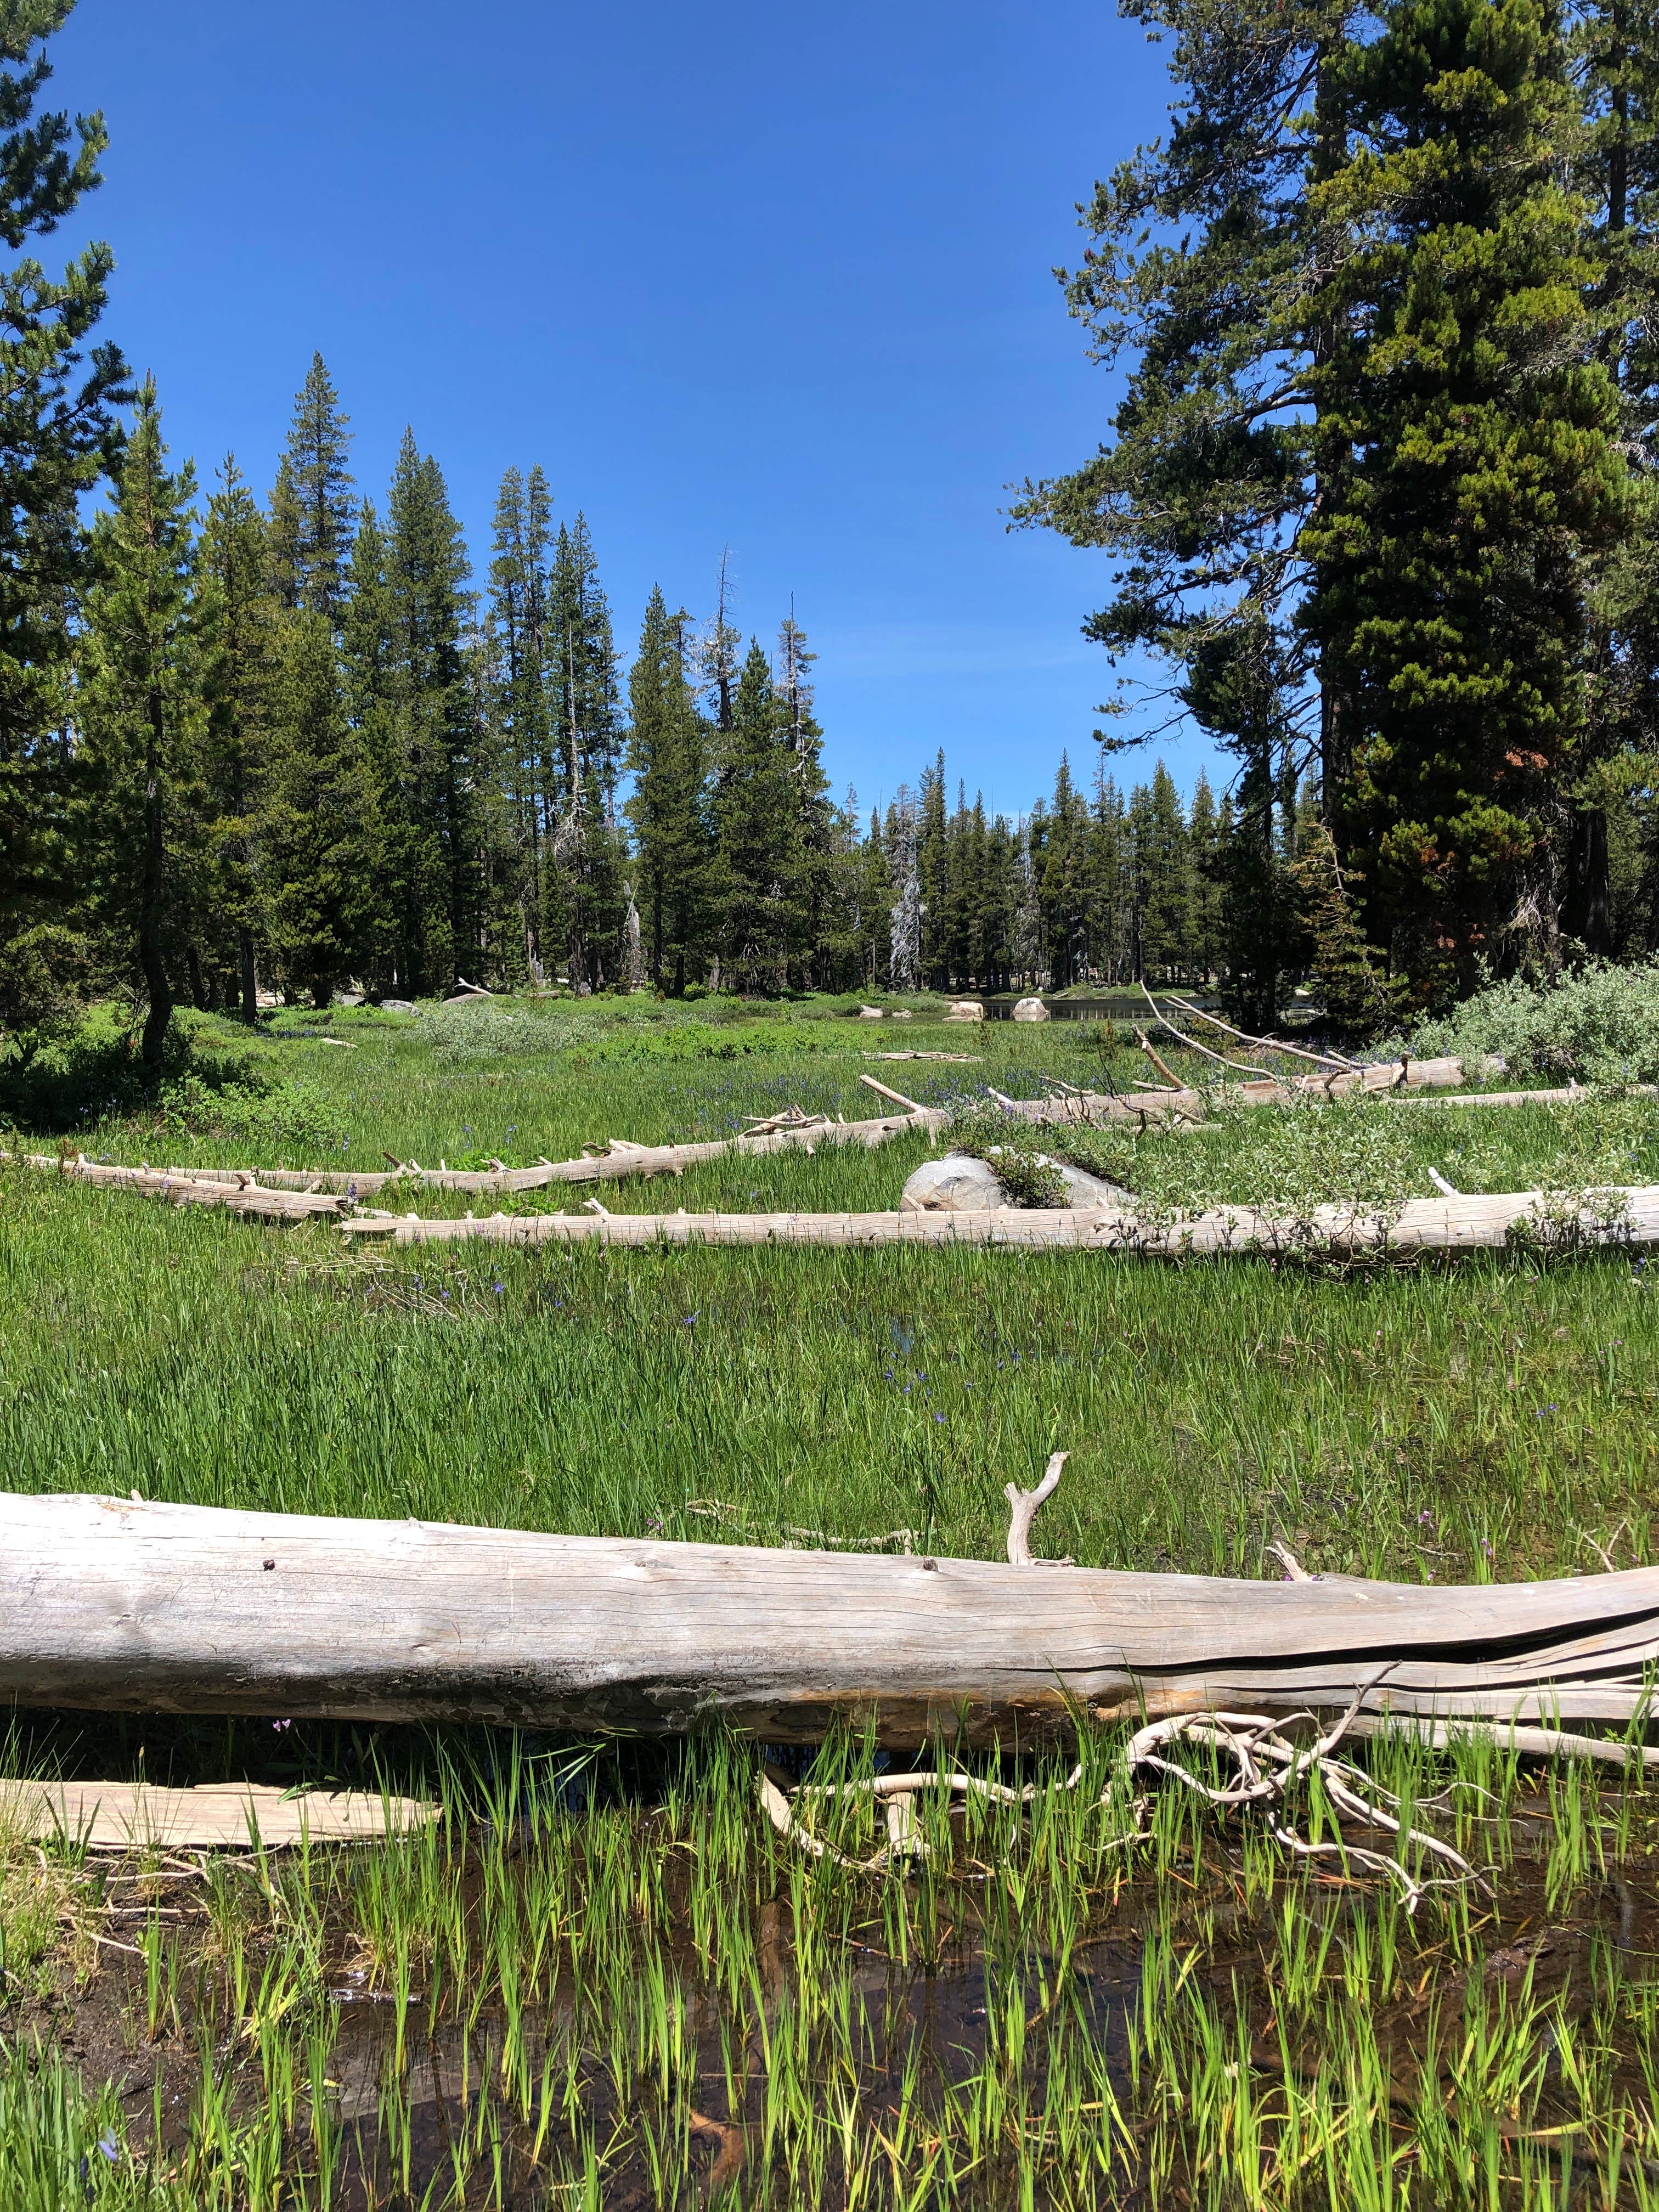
[197,456,278,1018]
[380,430,475,991]
[714,640,803,990]
[0,0,129,1052]
[259,608,382,1006]
[78,379,199,1069]
[627,586,710,990]
[1304,0,1629,1002]
[269,353,355,625]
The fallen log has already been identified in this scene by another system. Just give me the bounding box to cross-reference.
[336,1184,1659,1254]
[1401,1082,1659,1110]
[205,1104,953,1197]
[1,1153,346,1221]
[1,1492,1653,1747]
[1,1777,437,1849]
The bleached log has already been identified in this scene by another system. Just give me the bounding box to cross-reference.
[1,1492,1654,1746]
[6,1057,1589,1228]
[2,1777,437,1848]
[338,1184,1659,1254]
[2,1153,344,1221]
[234,1106,954,1197]
[1401,1082,1659,1109]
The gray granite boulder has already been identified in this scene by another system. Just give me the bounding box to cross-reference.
[900,1150,1122,1212]
[900,1153,1008,1211]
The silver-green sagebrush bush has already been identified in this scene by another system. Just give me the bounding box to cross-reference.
[1412,959,1659,1086]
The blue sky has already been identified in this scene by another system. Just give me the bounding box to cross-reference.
[51,0,1220,818]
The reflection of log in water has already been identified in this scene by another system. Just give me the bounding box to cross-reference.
[3,1491,1655,1748]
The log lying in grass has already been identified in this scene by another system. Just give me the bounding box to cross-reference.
[5,1062,1496,1220]
[1,1152,346,1220]
[1,1777,437,1849]
[1116,1056,1468,1114]
[1402,1082,1659,1110]
[1,1492,1653,1749]
[338,1184,1659,1254]
[208,1102,952,1198]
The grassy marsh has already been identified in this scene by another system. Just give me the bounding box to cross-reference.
[4,992,1659,2205]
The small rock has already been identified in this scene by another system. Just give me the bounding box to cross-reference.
[945,1001,985,1023]
[379,998,417,1014]
[900,1153,1009,1212]
[858,1005,884,1019]
[1012,996,1050,1023]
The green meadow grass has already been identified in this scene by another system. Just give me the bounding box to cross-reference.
[3,994,1659,2206]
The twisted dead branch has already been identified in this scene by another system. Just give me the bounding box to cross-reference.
[758,1691,1489,1909]
[1005,1451,1070,1566]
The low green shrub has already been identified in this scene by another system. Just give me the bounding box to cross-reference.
[946,1105,1066,1206]
[1410,958,1659,1085]
[0,1003,347,1153]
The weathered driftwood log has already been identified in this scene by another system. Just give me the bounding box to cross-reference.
[1,1492,1653,1747]
[1404,1082,1659,1109]
[1,1153,346,1220]
[213,1104,951,1198]
[337,1185,1659,1253]
[1,1777,437,1848]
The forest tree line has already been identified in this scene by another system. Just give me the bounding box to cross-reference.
[8,336,1353,1062]
[1017,0,1659,1028]
[10,0,1659,1072]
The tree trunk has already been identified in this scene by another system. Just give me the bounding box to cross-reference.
[1563,806,1612,956]
[2,1492,1654,1745]
[239,927,257,1024]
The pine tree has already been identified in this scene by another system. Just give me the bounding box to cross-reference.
[1010,815,1042,986]
[1303,0,1630,1002]
[1214,753,1304,1030]
[258,610,382,1007]
[1135,762,1193,983]
[1565,0,1659,949]
[1290,819,1392,1035]
[547,514,624,991]
[0,0,129,1053]
[1187,771,1224,983]
[1011,0,1348,797]
[855,804,893,988]
[269,353,354,624]
[699,550,741,736]
[197,456,279,1019]
[1040,756,1091,985]
[714,640,802,990]
[918,754,948,985]
[78,379,200,1069]
[339,499,404,993]
[356,432,476,994]
[1085,766,1132,985]
[485,463,554,975]
[626,586,711,990]
[776,610,834,986]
